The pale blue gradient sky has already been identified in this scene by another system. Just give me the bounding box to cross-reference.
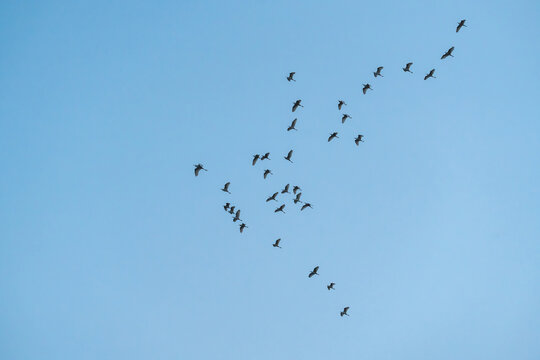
[1,1,539,359]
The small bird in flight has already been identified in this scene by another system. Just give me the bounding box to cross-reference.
[275,204,286,213]
[293,193,303,204]
[341,114,352,124]
[292,100,303,112]
[362,84,372,94]
[272,238,282,248]
[233,210,241,222]
[224,203,230,211]
[284,150,294,163]
[228,206,235,214]
[194,164,207,176]
[261,152,270,161]
[308,266,319,278]
[402,62,413,73]
[338,100,347,110]
[293,185,301,194]
[424,69,436,80]
[373,66,384,77]
[456,19,467,33]
[287,118,298,131]
[328,132,339,142]
[281,184,290,194]
[221,182,231,194]
[264,169,273,179]
[355,134,364,145]
[301,203,312,211]
[327,282,335,290]
[239,223,247,233]
[252,154,261,166]
[287,72,296,82]
[441,46,455,60]
[266,192,278,202]
[340,307,350,317]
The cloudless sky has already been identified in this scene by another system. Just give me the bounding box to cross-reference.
[1,1,539,359]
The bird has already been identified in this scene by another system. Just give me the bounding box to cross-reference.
[292,99,303,112]
[261,152,271,160]
[239,223,247,233]
[287,118,298,131]
[294,193,303,204]
[233,209,241,222]
[194,164,207,176]
[266,192,278,202]
[221,182,231,194]
[355,134,364,145]
[308,266,319,278]
[424,69,436,80]
[441,46,455,60]
[293,185,301,194]
[456,19,467,33]
[272,238,282,248]
[287,72,296,82]
[328,132,339,142]
[338,100,347,110]
[402,62,413,73]
[340,307,350,317]
[301,203,312,211]
[327,282,335,290]
[252,154,260,166]
[362,84,372,94]
[281,184,290,194]
[373,66,384,77]
[284,150,294,163]
[264,169,273,179]
[224,202,230,211]
[228,206,235,214]
[341,114,352,124]
[275,204,286,213]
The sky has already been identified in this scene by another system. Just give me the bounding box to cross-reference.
[1,1,539,359]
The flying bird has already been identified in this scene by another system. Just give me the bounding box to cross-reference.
[239,223,247,233]
[341,114,352,124]
[287,118,298,131]
[252,154,260,166]
[292,100,303,112]
[338,100,347,110]
[281,184,290,194]
[287,72,296,82]
[424,69,436,80]
[264,169,273,179]
[284,150,294,163]
[373,66,384,77]
[362,84,372,94]
[402,62,413,73]
[228,206,235,214]
[261,152,270,160]
[327,282,335,290]
[301,203,312,211]
[355,134,364,145]
[293,193,303,204]
[456,19,467,33]
[221,182,231,194]
[233,210,241,222]
[293,185,301,194]
[272,238,282,248]
[224,202,230,211]
[275,204,286,213]
[308,266,319,278]
[340,307,350,317]
[441,46,455,59]
[328,132,339,142]
[194,164,207,176]
[266,192,278,202]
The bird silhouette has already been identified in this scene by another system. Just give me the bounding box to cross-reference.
[374,66,384,77]
[275,204,286,213]
[272,238,282,248]
[338,100,347,110]
[301,203,312,211]
[239,223,247,233]
[293,185,301,194]
[266,192,278,202]
[264,169,273,179]
[281,184,290,194]
[327,282,335,290]
[341,114,352,124]
[284,150,294,163]
[233,210,241,222]
[252,154,260,166]
[424,69,436,80]
[261,152,270,161]
[287,118,298,131]
[355,135,364,145]
[328,132,339,142]
[456,19,467,33]
[362,84,372,94]
[340,307,350,317]
[308,266,319,278]
[402,62,413,73]
[221,182,231,194]
[292,100,303,112]
[194,164,207,176]
[293,193,303,204]
[224,202,230,211]
[441,46,455,59]
[228,206,235,214]
[287,72,296,82]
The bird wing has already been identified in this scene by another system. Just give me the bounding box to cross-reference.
[378,66,383,71]
[344,307,349,312]
[362,87,367,94]
[292,103,298,112]
[236,210,240,217]
[314,266,319,272]
[288,150,293,158]
[224,182,230,190]
[194,167,200,176]
[275,238,281,245]
[290,72,295,77]
[284,184,289,191]
[291,119,297,127]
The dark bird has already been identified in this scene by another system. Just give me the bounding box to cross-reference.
[292,100,303,112]
[308,266,319,278]
[441,46,455,59]
[362,84,372,94]
[264,169,273,179]
[402,62,413,73]
[338,100,347,110]
[287,118,298,131]
[194,163,207,176]
[340,307,350,317]
[275,204,286,213]
[284,150,294,163]
[272,238,282,248]
[328,132,339,142]
[341,114,352,124]
[221,182,231,194]
[374,66,384,77]
[355,134,364,145]
[301,203,312,211]
[456,19,467,33]
[261,152,271,161]
[424,69,436,80]
[281,184,290,194]
[287,72,296,82]
[252,154,260,166]
[327,282,335,290]
[233,209,241,222]
[266,192,279,202]
[228,206,235,214]
[224,202,230,211]
[239,223,247,233]
[293,193,303,204]
[293,185,301,194]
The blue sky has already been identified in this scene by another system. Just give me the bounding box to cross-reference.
[1,1,539,359]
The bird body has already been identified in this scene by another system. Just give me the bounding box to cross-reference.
[301,203,312,211]
[328,132,339,142]
[287,118,297,131]
[264,169,273,179]
[402,62,413,73]
[456,19,467,32]
[308,266,319,278]
[194,164,207,176]
[373,66,384,77]
[362,84,372,94]
[424,69,436,80]
[275,204,286,213]
[292,100,303,112]
[441,46,455,59]
[284,150,294,162]
[221,182,231,193]
[272,238,282,248]
[340,307,350,317]
[355,134,364,145]
[287,72,296,82]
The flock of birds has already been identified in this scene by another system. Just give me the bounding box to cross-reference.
[193,19,468,318]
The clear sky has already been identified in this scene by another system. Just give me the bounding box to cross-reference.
[1,1,539,359]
